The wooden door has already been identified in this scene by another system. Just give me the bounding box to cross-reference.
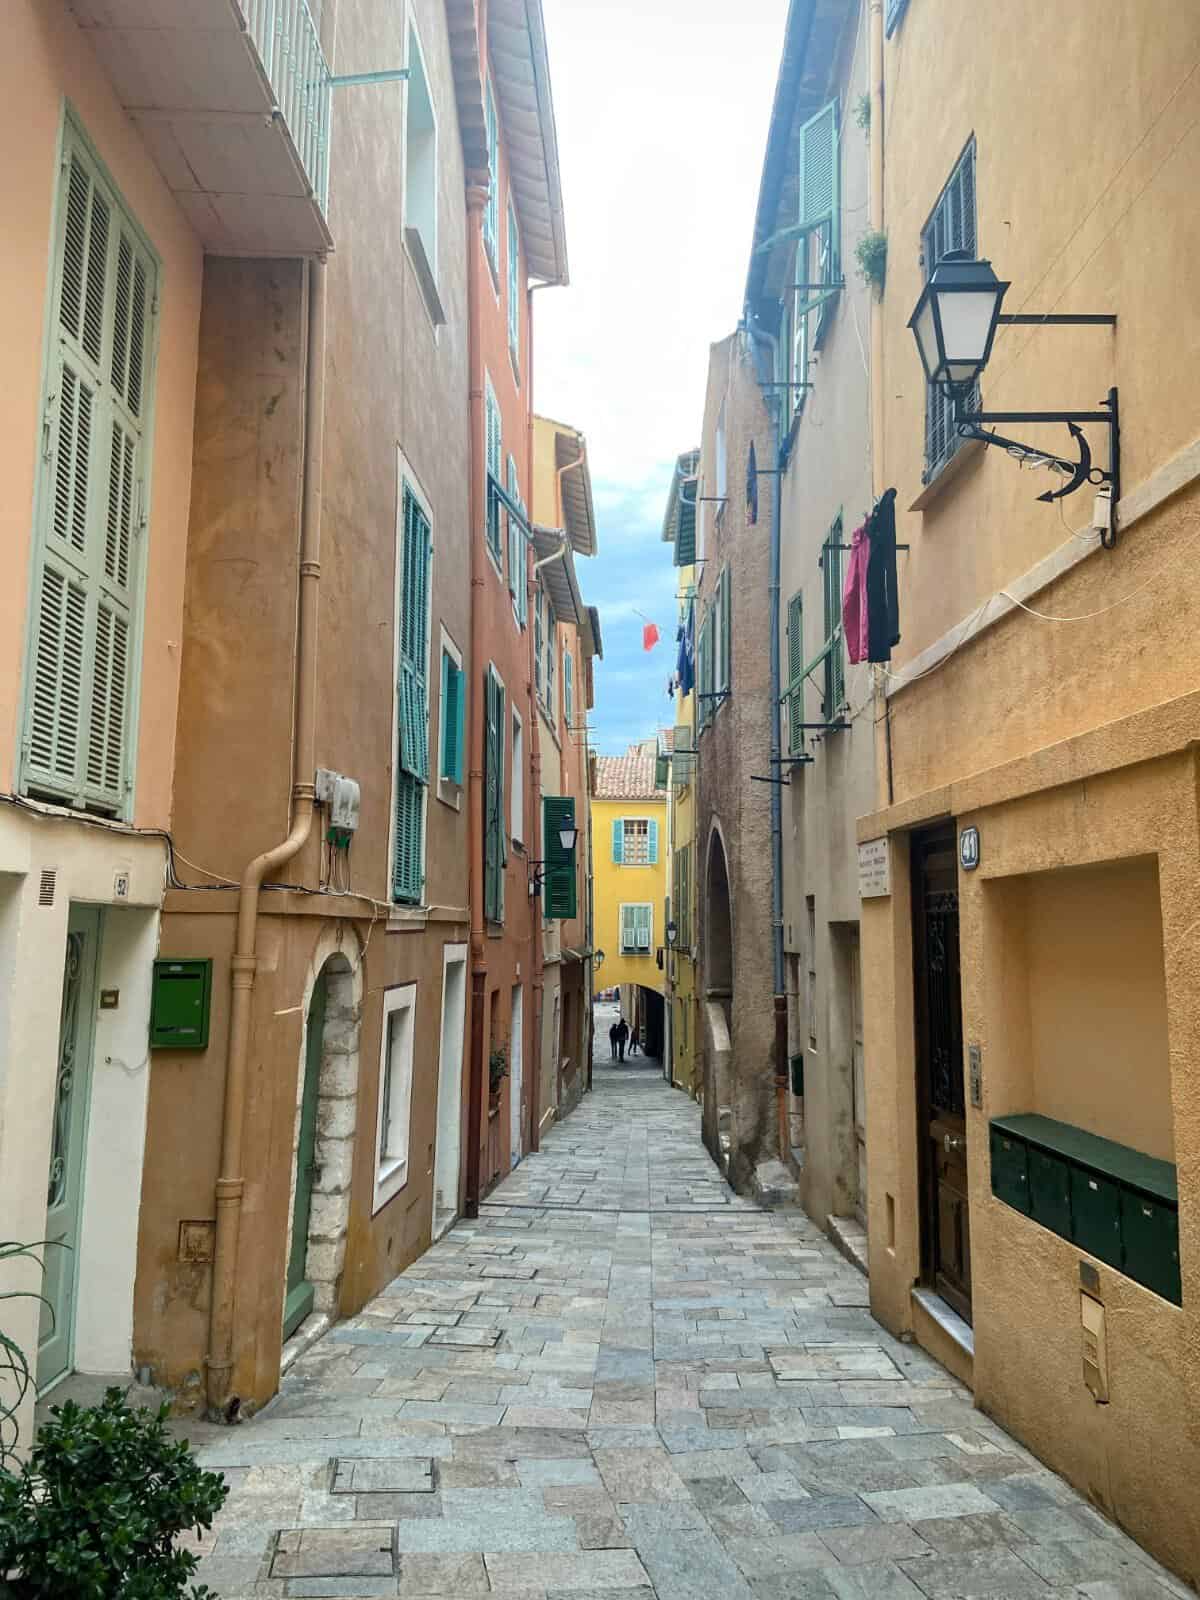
[39,906,101,1390]
[285,973,325,1339]
[912,827,971,1322]
[509,984,524,1169]
[850,931,867,1229]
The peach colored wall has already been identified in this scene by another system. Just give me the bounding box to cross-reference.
[0,4,201,821]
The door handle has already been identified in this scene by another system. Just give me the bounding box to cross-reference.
[943,1133,965,1154]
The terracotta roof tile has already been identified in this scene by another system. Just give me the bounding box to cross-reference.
[593,751,661,800]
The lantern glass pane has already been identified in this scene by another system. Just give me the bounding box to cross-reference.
[938,288,999,368]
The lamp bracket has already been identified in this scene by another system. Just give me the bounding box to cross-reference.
[996,313,1116,326]
[955,387,1120,548]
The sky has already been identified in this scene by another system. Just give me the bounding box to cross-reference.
[532,0,787,756]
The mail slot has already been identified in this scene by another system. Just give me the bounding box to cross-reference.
[149,959,212,1050]
[990,1127,1030,1215]
[1070,1166,1122,1269]
[1121,1189,1181,1305]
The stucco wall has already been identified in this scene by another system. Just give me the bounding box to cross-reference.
[694,334,778,1189]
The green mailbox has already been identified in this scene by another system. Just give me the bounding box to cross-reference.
[150,959,212,1050]
[1121,1190,1181,1305]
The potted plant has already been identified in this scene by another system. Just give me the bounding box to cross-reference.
[488,1044,509,1107]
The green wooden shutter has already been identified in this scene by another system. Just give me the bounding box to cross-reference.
[484,670,505,922]
[647,819,659,865]
[534,586,543,696]
[636,904,652,950]
[543,796,577,920]
[394,487,431,901]
[655,752,669,790]
[719,566,732,693]
[452,662,465,784]
[507,455,520,606]
[620,903,633,951]
[440,651,463,784]
[798,100,839,245]
[822,518,844,720]
[485,381,502,559]
[786,591,805,755]
[24,134,154,815]
[611,818,624,864]
[922,143,977,478]
[674,486,696,566]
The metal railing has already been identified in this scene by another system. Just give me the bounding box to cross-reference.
[240,0,332,213]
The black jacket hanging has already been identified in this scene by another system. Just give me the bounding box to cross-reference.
[866,486,900,663]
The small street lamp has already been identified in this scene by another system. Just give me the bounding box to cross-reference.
[906,250,1120,545]
[665,919,678,947]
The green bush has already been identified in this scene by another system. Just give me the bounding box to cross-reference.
[0,1387,228,1599]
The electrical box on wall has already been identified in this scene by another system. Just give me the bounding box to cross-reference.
[149,959,212,1050]
[316,767,360,849]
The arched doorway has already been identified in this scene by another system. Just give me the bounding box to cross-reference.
[284,948,361,1344]
[703,829,734,1159]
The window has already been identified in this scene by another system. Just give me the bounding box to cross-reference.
[783,99,841,428]
[393,483,432,903]
[374,984,416,1213]
[784,591,806,755]
[485,375,502,562]
[22,120,158,817]
[438,634,464,790]
[674,843,692,949]
[563,642,574,733]
[673,477,697,567]
[510,710,524,845]
[483,665,506,922]
[620,903,653,955]
[534,585,544,699]
[821,517,844,722]
[696,608,713,733]
[806,897,817,1050]
[483,80,499,273]
[922,141,978,480]
[507,200,520,366]
[507,454,526,625]
[715,566,731,697]
[612,817,658,867]
[404,27,438,286]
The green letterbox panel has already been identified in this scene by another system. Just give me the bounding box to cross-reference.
[990,1128,1030,1215]
[150,959,212,1050]
[1028,1147,1072,1237]
[1120,1189,1182,1305]
[1070,1166,1122,1268]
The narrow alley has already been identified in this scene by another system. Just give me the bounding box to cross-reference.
[188,1032,1186,1600]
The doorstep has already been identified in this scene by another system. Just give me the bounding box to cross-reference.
[281,1310,332,1379]
[911,1285,974,1390]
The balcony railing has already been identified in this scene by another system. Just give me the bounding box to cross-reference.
[240,0,332,215]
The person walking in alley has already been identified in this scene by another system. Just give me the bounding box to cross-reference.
[615,1016,629,1061]
[629,1024,640,1057]
[608,1020,618,1059]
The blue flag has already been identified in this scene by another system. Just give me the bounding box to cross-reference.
[676,601,695,697]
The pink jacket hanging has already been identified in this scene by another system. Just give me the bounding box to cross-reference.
[842,522,870,664]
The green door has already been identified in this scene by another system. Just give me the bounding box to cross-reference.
[38,906,101,1391]
[284,973,326,1339]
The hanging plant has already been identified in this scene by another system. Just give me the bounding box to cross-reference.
[855,230,888,294]
[488,1046,509,1098]
[853,92,871,134]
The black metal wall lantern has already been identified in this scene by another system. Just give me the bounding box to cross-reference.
[908,251,1120,547]
[529,818,579,897]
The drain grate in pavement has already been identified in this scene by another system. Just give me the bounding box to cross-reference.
[330,1455,434,1494]
[271,1526,394,1578]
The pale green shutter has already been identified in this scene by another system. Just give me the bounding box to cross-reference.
[786,591,805,755]
[647,819,659,865]
[507,201,520,356]
[485,381,502,559]
[611,818,624,864]
[637,904,652,950]
[719,567,732,694]
[822,517,844,721]
[24,136,155,816]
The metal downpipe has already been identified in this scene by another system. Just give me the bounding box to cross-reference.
[206,256,326,1418]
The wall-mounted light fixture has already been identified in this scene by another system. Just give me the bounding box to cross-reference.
[529,817,579,897]
[908,251,1119,546]
[666,919,679,947]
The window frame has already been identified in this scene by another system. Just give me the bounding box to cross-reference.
[619,901,654,956]
[403,21,439,298]
[921,140,979,483]
[510,705,524,847]
[437,625,464,806]
[391,468,433,904]
[373,982,417,1213]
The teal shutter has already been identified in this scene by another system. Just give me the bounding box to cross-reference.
[24,134,155,815]
[542,796,577,920]
[484,670,505,922]
[563,648,573,729]
[485,381,502,559]
[507,201,520,357]
[822,517,845,721]
[452,661,465,784]
[393,487,431,902]
[440,651,463,784]
[647,819,659,865]
[611,818,624,864]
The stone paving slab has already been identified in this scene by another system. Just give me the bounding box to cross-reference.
[191,1052,1186,1599]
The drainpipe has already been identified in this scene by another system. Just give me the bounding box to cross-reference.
[867,0,891,802]
[206,256,326,1419]
[743,320,789,1163]
[525,288,542,1157]
[464,181,490,1221]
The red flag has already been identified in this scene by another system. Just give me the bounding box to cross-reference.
[642,621,660,651]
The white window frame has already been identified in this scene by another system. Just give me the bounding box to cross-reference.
[388,453,434,905]
[374,982,417,1213]
[510,706,524,846]
[618,815,656,867]
[619,902,654,955]
[436,623,463,812]
[403,21,439,298]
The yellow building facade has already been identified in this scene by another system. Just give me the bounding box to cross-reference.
[858,0,1200,1580]
[591,749,668,1057]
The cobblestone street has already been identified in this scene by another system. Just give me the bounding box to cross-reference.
[192,1046,1187,1599]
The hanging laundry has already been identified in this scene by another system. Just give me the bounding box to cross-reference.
[841,521,870,664]
[643,620,661,651]
[676,601,695,696]
[866,486,900,663]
